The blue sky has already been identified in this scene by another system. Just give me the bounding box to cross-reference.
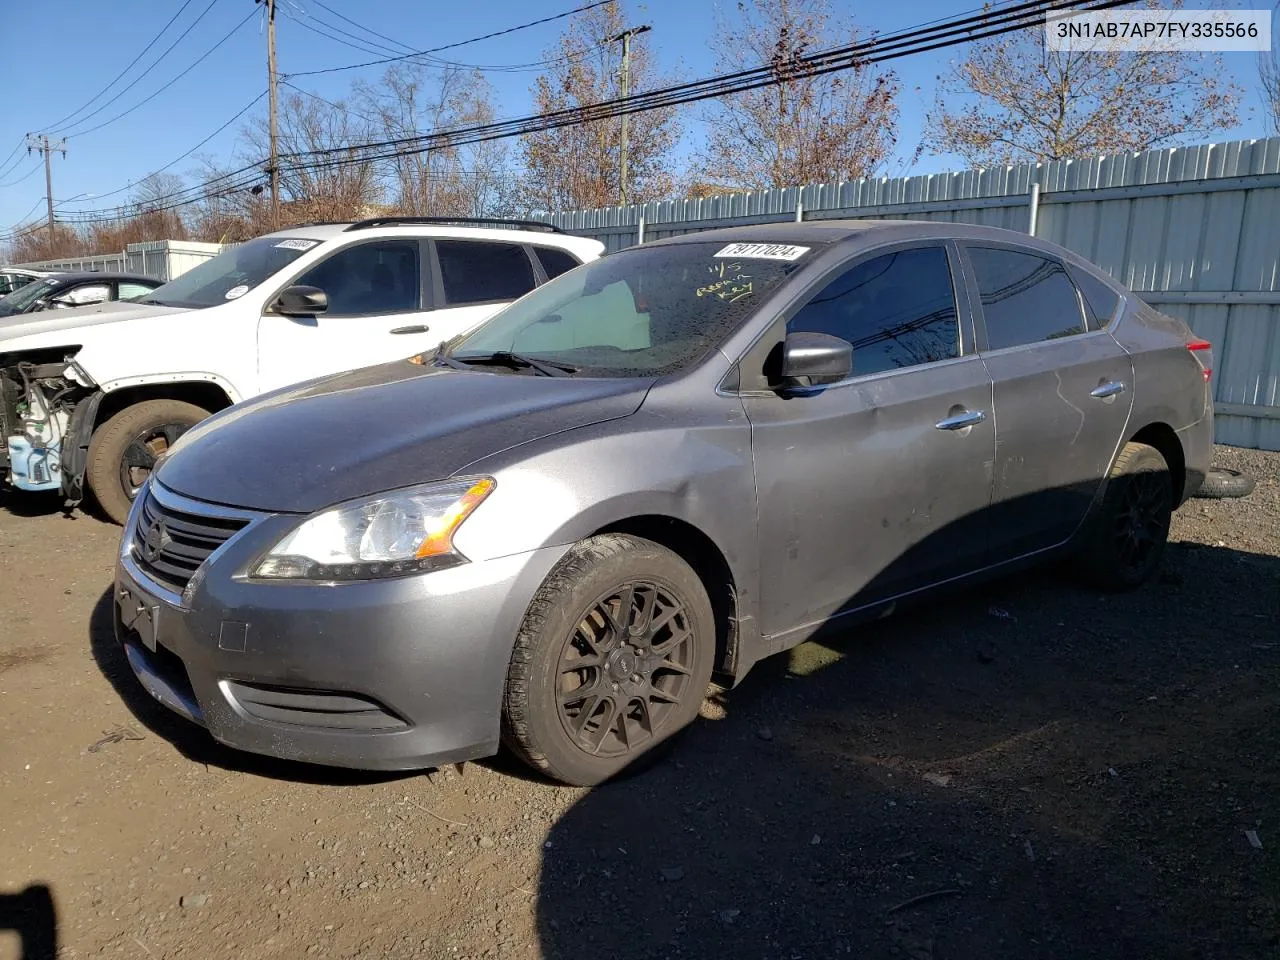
[0,0,1271,230]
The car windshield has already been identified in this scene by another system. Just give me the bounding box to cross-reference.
[0,277,60,317]
[450,241,812,376]
[141,235,322,309]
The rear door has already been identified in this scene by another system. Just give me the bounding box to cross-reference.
[257,238,433,391]
[741,242,996,639]
[428,239,543,344]
[960,243,1134,560]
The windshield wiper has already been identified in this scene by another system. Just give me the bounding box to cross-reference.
[138,298,167,306]
[448,350,578,377]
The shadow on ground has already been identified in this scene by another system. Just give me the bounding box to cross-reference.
[0,884,57,960]
[536,541,1280,960]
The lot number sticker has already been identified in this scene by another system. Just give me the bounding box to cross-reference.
[714,242,809,261]
[274,238,320,250]
[224,284,249,300]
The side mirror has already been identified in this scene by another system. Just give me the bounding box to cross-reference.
[779,331,853,386]
[273,285,328,317]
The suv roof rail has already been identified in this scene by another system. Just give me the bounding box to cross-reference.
[343,216,563,234]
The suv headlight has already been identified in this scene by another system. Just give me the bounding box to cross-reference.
[251,478,494,581]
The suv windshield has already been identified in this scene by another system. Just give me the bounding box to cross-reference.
[0,277,59,317]
[142,235,321,309]
[451,241,811,376]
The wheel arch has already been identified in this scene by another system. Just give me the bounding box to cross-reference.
[94,379,236,427]
[588,514,743,683]
[1128,420,1187,504]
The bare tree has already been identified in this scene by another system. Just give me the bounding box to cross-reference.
[243,90,382,224]
[1260,44,1280,134]
[698,0,899,191]
[354,64,513,218]
[520,0,682,210]
[926,1,1242,165]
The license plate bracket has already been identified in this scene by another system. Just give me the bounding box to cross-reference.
[119,587,161,652]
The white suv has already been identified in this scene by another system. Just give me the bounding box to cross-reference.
[0,217,604,522]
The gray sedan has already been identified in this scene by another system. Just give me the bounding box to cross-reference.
[113,220,1214,785]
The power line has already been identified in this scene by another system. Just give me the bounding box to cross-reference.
[289,0,612,78]
[45,0,201,133]
[0,161,42,190]
[64,9,260,140]
[60,91,269,207]
[58,0,1126,223]
[298,0,581,74]
[55,0,222,135]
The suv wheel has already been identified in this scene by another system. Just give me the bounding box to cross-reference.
[1078,441,1173,588]
[502,534,715,786]
[87,399,209,525]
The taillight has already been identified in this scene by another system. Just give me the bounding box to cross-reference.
[1187,338,1212,382]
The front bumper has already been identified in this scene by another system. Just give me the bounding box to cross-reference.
[113,487,568,771]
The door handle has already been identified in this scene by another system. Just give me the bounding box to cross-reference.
[390,324,429,335]
[935,409,986,431]
[1090,380,1126,399]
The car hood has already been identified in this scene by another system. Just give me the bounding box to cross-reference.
[156,360,653,513]
[0,299,186,337]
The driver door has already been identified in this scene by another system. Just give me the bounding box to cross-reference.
[257,238,437,392]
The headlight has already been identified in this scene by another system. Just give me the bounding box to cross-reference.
[251,478,494,581]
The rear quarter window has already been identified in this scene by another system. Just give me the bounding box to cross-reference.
[1069,265,1122,328]
[534,246,582,280]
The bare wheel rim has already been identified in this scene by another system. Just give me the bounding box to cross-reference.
[1113,469,1171,573]
[556,580,697,760]
[118,422,188,498]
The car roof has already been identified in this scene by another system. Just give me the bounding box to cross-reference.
[641,219,1060,251]
[256,221,597,247]
[46,271,158,284]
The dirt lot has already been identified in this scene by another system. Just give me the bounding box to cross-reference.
[1,445,1278,960]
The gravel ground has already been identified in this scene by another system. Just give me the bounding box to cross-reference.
[1,445,1277,960]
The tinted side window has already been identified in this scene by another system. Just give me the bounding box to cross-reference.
[534,245,582,280]
[296,239,420,316]
[968,247,1085,349]
[787,246,960,376]
[1069,265,1121,328]
[437,241,536,305]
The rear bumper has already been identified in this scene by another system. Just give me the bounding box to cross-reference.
[114,519,568,771]
[1177,398,1214,505]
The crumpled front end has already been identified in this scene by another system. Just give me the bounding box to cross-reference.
[1,347,99,501]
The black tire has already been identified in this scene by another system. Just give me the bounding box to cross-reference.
[1193,467,1256,500]
[1078,441,1173,589]
[502,534,716,786]
[87,399,209,525]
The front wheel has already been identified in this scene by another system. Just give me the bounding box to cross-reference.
[87,399,209,524]
[1078,441,1173,589]
[502,534,716,786]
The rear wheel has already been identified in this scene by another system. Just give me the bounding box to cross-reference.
[87,399,209,525]
[1078,441,1173,589]
[502,534,716,786]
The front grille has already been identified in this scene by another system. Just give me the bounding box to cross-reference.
[132,487,250,592]
[224,681,408,731]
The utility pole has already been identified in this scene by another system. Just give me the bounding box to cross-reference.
[607,24,650,207]
[258,0,280,228]
[26,134,67,233]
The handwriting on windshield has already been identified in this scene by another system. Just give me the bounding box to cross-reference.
[696,260,755,303]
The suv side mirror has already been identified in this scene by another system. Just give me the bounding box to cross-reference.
[779,331,853,386]
[273,285,328,317]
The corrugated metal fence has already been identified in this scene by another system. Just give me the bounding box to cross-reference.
[18,240,223,282]
[551,137,1280,451]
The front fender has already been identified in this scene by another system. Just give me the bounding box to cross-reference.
[452,407,766,678]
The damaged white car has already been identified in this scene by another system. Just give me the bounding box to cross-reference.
[0,217,603,523]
